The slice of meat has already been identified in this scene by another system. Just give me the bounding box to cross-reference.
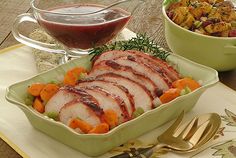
[128,53,180,82]
[122,55,173,85]
[45,86,81,114]
[45,86,102,115]
[96,73,153,112]
[76,86,130,123]
[77,79,135,117]
[92,50,180,82]
[59,99,102,133]
[113,56,171,91]
[88,60,156,97]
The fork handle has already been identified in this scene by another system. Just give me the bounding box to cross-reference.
[111,143,166,158]
[137,143,166,158]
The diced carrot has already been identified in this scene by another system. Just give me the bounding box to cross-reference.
[69,118,93,134]
[172,78,200,91]
[63,67,86,86]
[88,123,109,134]
[102,109,118,128]
[27,83,45,96]
[33,97,45,113]
[160,88,181,104]
[40,83,59,102]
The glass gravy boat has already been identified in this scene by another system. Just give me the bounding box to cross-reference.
[12,0,144,59]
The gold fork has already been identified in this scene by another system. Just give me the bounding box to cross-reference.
[112,111,221,158]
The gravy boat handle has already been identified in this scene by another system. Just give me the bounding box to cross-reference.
[12,13,66,55]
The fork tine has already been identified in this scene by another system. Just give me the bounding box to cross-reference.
[194,124,212,147]
[176,117,199,140]
[162,111,184,136]
[188,120,211,145]
[195,113,221,146]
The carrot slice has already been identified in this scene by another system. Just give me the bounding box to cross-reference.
[63,67,86,86]
[160,88,181,104]
[27,83,45,96]
[88,123,109,134]
[40,83,59,102]
[172,78,200,91]
[102,109,118,128]
[33,97,45,113]
[69,118,93,134]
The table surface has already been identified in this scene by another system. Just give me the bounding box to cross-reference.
[0,0,236,157]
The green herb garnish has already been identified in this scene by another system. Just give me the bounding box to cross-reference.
[194,21,202,28]
[89,34,170,61]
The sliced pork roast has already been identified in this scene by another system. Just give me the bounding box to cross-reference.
[95,73,153,111]
[76,79,135,117]
[45,50,182,133]
[88,60,156,97]
[45,86,98,115]
[59,99,103,133]
[76,86,130,123]
[113,56,170,91]
[93,50,180,82]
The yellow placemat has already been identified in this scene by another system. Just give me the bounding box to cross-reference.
[0,131,29,158]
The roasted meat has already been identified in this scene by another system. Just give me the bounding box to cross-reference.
[96,73,153,111]
[77,79,135,116]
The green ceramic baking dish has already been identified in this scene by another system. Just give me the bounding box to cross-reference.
[6,52,218,156]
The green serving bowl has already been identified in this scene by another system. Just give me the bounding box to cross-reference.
[6,53,218,156]
[162,3,236,71]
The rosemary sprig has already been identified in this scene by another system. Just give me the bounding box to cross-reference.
[89,34,170,61]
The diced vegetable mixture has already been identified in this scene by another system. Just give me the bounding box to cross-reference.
[166,0,236,37]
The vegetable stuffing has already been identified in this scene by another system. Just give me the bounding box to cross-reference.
[166,0,236,37]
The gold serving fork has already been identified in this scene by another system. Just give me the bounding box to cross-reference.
[112,111,221,158]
